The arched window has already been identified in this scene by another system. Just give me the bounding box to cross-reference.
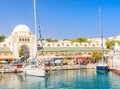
[84,44,87,46]
[88,52,91,55]
[66,44,69,47]
[22,38,24,41]
[92,44,95,46]
[47,44,51,47]
[57,44,60,47]
[19,38,21,41]
[28,38,29,42]
[62,53,64,56]
[3,44,6,47]
[75,44,78,46]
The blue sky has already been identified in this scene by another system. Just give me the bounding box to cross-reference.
[0,0,120,40]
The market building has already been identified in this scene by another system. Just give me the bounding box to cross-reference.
[0,24,110,61]
[0,24,37,61]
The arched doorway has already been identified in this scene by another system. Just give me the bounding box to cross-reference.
[19,45,30,59]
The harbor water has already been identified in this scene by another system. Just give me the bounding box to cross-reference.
[0,69,120,89]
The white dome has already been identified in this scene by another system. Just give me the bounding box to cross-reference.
[13,24,31,33]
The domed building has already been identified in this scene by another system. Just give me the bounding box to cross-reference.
[0,24,110,63]
[12,24,31,35]
[0,24,37,60]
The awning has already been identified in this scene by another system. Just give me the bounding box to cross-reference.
[0,57,14,60]
[0,60,8,64]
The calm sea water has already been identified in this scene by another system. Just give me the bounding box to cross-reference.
[0,69,120,89]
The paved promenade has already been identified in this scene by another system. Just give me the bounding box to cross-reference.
[47,64,96,71]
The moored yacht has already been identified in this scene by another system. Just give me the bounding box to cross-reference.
[96,8,110,72]
[24,61,47,77]
[24,0,48,77]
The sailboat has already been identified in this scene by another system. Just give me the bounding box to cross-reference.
[24,0,48,77]
[96,8,110,72]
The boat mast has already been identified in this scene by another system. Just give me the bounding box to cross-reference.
[33,0,38,59]
[34,0,45,64]
[99,8,104,65]
[34,0,37,36]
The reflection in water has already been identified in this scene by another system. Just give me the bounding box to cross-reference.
[0,73,47,89]
[0,69,120,89]
[48,69,97,89]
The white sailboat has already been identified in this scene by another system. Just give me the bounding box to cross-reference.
[24,0,48,77]
[96,8,110,72]
[24,63,46,77]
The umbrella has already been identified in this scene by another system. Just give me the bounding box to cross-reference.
[0,60,8,64]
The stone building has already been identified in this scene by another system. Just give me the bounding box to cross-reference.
[0,24,110,61]
[0,24,37,60]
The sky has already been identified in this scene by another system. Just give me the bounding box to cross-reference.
[0,0,120,40]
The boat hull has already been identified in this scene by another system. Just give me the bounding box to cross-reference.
[96,66,110,72]
[25,68,46,77]
[0,68,16,73]
[0,68,23,73]
[24,65,46,77]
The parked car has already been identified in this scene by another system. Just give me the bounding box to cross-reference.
[53,57,63,66]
